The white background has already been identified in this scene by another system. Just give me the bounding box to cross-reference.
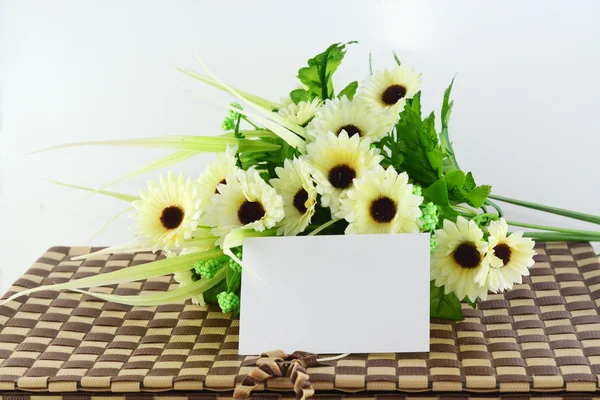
[1,0,600,293]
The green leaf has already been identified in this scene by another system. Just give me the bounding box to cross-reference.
[464,172,476,192]
[395,98,444,187]
[337,81,358,100]
[430,281,464,320]
[464,185,492,208]
[290,89,311,104]
[433,169,491,208]
[443,170,466,189]
[439,205,459,222]
[423,178,449,206]
[297,41,357,100]
[441,77,455,131]
[463,297,478,309]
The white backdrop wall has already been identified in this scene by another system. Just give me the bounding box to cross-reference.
[1,0,600,293]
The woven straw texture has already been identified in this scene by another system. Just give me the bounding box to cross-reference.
[3,395,600,400]
[1,242,600,396]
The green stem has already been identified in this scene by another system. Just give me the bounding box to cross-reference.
[484,199,504,218]
[490,194,600,225]
[507,220,600,237]
[227,269,241,292]
[241,116,260,129]
[522,232,600,242]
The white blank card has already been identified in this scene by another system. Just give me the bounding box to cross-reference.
[239,234,430,355]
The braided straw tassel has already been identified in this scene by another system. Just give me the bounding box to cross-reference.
[234,350,318,399]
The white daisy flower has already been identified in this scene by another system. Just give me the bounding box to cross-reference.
[204,167,284,244]
[197,145,238,210]
[358,65,421,117]
[306,96,396,142]
[475,219,536,293]
[431,216,490,302]
[304,131,383,214]
[277,98,321,127]
[337,166,423,234]
[132,172,202,253]
[270,158,318,236]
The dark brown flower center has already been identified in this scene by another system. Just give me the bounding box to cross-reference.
[293,189,309,214]
[160,205,185,230]
[238,200,266,225]
[494,243,512,266]
[453,243,481,269]
[381,84,407,105]
[337,124,362,138]
[328,164,356,189]
[369,196,397,223]
[215,178,227,194]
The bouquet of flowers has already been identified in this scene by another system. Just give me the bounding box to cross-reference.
[5,42,599,321]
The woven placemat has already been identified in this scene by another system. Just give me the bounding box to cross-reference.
[0,242,600,395]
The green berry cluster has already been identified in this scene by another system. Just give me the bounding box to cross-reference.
[229,250,243,273]
[420,202,439,231]
[412,184,422,197]
[217,291,240,314]
[194,257,226,279]
[221,102,243,131]
[430,235,438,253]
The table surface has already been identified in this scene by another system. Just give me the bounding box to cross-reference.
[1,242,600,394]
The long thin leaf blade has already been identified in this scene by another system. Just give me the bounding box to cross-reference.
[191,57,307,139]
[72,243,149,260]
[220,102,306,152]
[32,136,280,154]
[80,150,197,200]
[50,181,139,202]
[88,207,133,242]
[73,267,226,306]
[1,249,223,305]
[185,91,306,151]
[175,66,275,110]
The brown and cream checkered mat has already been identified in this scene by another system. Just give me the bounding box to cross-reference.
[1,242,600,396]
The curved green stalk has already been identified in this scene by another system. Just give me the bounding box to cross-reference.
[521,232,600,242]
[491,194,600,225]
[484,199,504,218]
[507,220,600,237]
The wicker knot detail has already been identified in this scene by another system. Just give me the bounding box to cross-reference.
[234,350,318,399]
